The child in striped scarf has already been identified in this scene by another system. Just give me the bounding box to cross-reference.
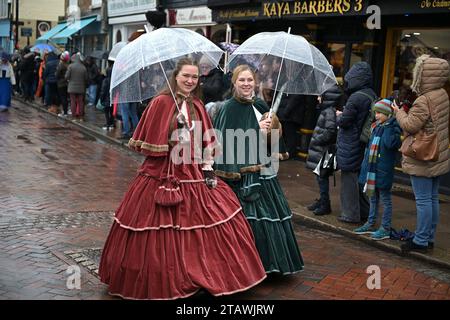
[353,98,402,240]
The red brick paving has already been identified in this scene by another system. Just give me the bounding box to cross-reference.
[0,100,449,300]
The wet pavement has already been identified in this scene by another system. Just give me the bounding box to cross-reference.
[0,98,449,300]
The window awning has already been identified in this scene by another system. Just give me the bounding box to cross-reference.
[36,22,68,42]
[0,20,10,37]
[51,17,97,41]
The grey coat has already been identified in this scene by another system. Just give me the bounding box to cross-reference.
[65,54,88,94]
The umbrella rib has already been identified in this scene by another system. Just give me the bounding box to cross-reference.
[148,32,180,112]
[270,29,291,113]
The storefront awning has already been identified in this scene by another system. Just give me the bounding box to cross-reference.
[51,17,97,41]
[36,22,68,42]
[0,20,11,37]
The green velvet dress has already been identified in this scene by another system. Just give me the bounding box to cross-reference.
[214,96,304,274]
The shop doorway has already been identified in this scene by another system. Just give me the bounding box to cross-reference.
[326,42,365,85]
[382,27,450,99]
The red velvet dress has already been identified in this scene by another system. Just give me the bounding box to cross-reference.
[99,94,266,300]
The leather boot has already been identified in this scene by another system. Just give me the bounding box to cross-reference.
[313,199,331,216]
[307,198,321,211]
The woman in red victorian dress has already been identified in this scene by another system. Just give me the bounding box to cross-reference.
[99,58,266,300]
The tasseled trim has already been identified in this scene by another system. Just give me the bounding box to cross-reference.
[128,138,169,153]
[215,164,263,181]
[114,207,241,231]
[240,164,263,174]
[215,170,241,180]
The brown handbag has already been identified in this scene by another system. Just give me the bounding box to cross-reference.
[400,97,439,162]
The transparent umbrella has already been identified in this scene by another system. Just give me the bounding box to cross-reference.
[108,41,127,62]
[110,28,224,105]
[228,29,337,112]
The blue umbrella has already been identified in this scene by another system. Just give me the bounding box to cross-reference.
[30,43,60,54]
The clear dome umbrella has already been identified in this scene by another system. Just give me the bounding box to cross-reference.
[110,27,224,109]
[228,28,337,113]
[107,41,127,62]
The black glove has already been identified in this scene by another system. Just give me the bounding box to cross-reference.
[203,169,217,189]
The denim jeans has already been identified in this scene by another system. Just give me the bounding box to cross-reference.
[120,102,139,136]
[367,188,392,230]
[410,175,440,246]
[316,175,329,202]
[87,84,97,105]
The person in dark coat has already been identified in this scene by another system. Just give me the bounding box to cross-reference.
[336,62,376,224]
[85,56,100,107]
[199,55,225,104]
[43,51,59,113]
[56,51,70,116]
[306,84,342,215]
[18,47,35,101]
[274,93,307,158]
[99,60,115,129]
[66,53,88,121]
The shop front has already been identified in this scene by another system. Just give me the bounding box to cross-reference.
[208,0,450,194]
[208,0,384,158]
[168,5,218,39]
[107,0,157,45]
[378,0,450,193]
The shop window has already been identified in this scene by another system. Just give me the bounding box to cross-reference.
[116,30,122,43]
[327,43,345,84]
[350,43,364,69]
[393,29,450,99]
[195,28,205,37]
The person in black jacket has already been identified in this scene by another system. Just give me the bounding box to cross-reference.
[275,93,318,159]
[306,84,342,215]
[85,56,100,107]
[99,60,115,130]
[336,62,376,224]
[43,51,60,113]
[18,47,35,102]
[199,55,225,104]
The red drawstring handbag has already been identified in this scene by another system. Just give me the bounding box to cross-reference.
[154,159,183,207]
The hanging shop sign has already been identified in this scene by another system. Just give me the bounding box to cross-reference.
[108,0,157,17]
[171,7,213,26]
[262,0,367,18]
[213,0,368,22]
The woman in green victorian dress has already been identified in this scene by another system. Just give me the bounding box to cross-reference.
[213,65,304,274]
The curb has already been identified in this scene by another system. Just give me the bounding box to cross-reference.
[291,209,450,271]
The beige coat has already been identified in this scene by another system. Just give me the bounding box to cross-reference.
[396,55,450,177]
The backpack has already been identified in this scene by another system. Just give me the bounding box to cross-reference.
[355,91,378,144]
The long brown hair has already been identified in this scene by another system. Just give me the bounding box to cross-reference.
[159,57,202,99]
